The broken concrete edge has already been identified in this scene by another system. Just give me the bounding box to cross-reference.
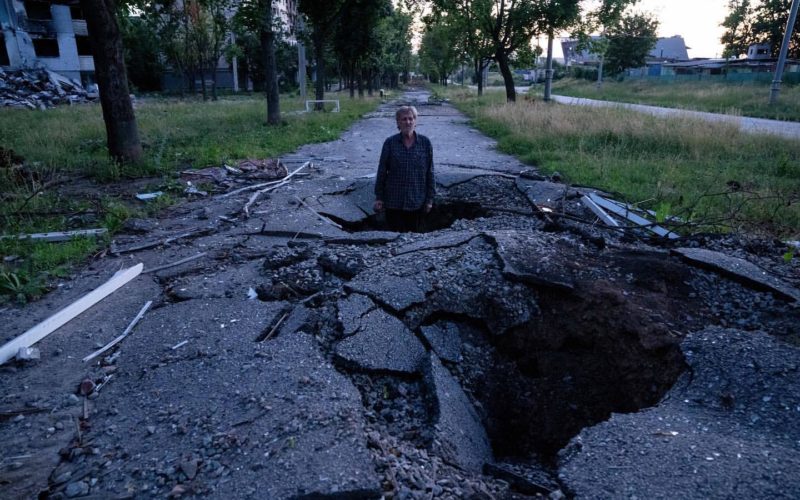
[422,353,494,474]
[672,247,800,303]
[0,263,144,365]
[481,232,576,292]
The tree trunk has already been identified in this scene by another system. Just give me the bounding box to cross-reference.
[474,57,484,96]
[496,47,516,102]
[200,65,208,101]
[80,0,142,164]
[261,0,280,125]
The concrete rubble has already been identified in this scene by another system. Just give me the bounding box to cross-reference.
[0,68,96,109]
[1,90,799,499]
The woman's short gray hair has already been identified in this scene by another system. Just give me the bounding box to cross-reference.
[395,106,418,120]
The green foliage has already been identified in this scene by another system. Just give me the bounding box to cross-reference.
[120,16,165,92]
[604,12,659,75]
[721,0,800,59]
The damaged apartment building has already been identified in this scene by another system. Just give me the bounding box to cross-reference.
[0,0,95,86]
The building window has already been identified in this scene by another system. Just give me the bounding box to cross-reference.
[70,5,85,20]
[76,36,92,56]
[32,38,60,57]
[24,1,52,20]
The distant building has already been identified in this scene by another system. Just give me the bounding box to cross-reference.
[561,35,690,66]
[0,0,299,91]
[747,43,771,60]
[0,0,94,85]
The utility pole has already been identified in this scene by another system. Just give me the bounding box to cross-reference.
[544,33,554,101]
[769,0,799,104]
[297,18,306,100]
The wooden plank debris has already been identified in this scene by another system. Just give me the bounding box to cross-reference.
[242,162,312,217]
[0,263,144,365]
[588,193,678,239]
[581,195,620,227]
[1,228,108,242]
[83,300,153,362]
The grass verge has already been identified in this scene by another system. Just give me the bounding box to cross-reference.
[437,85,800,241]
[0,93,379,303]
[551,78,800,122]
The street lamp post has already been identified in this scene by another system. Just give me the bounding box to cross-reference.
[769,0,800,105]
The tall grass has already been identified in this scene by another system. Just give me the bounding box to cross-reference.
[0,94,376,179]
[443,87,800,239]
[0,93,379,302]
[552,78,800,122]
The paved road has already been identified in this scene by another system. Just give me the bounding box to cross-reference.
[550,94,800,140]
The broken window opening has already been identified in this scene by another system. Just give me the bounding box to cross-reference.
[32,37,59,58]
[75,36,92,56]
[24,0,52,20]
[0,40,10,66]
[69,5,85,20]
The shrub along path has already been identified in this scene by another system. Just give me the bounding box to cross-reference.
[0,90,799,499]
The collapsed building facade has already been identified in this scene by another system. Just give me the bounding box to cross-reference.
[0,0,94,85]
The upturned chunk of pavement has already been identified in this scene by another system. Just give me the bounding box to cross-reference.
[338,293,377,336]
[424,354,493,473]
[335,308,427,373]
[516,179,576,209]
[672,247,800,302]
[393,231,478,256]
[487,230,579,291]
[420,322,462,363]
[559,327,800,498]
[346,274,432,312]
[325,231,400,245]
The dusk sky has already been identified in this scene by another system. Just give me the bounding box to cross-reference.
[639,0,729,58]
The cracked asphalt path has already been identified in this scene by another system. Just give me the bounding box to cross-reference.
[1,90,800,499]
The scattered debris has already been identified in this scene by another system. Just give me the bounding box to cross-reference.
[587,193,679,238]
[171,340,189,350]
[135,191,164,201]
[237,158,288,179]
[242,162,312,217]
[82,300,153,362]
[111,228,213,254]
[0,228,108,242]
[0,263,144,365]
[143,252,208,275]
[581,195,620,227]
[0,68,96,109]
[15,346,40,361]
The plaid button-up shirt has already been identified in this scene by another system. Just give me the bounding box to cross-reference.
[375,132,435,211]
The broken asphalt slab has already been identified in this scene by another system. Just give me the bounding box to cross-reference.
[83,299,381,498]
[558,327,800,499]
[673,247,800,302]
[334,307,427,374]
